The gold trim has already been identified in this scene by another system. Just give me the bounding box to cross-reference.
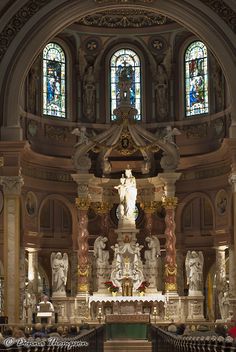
[162,196,178,209]
[165,264,177,276]
[91,201,111,214]
[79,284,89,292]
[78,266,89,277]
[165,283,177,291]
[0,157,4,167]
[140,201,162,213]
[75,197,90,210]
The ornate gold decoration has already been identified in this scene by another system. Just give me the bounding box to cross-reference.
[79,9,171,28]
[0,157,4,167]
[165,282,177,292]
[162,196,178,209]
[140,201,162,213]
[78,283,89,292]
[164,264,177,276]
[91,201,111,214]
[75,197,90,210]
[78,266,89,277]
[116,129,137,156]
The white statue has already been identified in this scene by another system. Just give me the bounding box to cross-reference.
[83,66,96,120]
[111,244,122,270]
[185,251,204,295]
[94,236,109,264]
[145,236,161,262]
[218,282,230,321]
[51,252,68,295]
[163,126,181,145]
[71,127,89,147]
[114,169,137,222]
[133,243,144,269]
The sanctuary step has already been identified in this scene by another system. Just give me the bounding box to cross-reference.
[104,339,152,352]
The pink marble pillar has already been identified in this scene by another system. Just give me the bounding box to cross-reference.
[77,209,89,293]
[163,197,178,292]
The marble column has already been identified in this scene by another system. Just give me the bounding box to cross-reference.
[76,204,90,294]
[159,172,181,294]
[26,248,38,293]
[0,175,24,323]
[215,246,227,288]
[162,197,178,292]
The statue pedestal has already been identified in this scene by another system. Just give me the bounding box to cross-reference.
[115,227,139,244]
[186,295,205,321]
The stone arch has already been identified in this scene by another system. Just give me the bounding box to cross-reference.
[176,191,216,235]
[38,194,78,249]
[0,1,236,139]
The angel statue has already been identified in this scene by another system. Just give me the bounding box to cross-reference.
[71,127,89,147]
[185,251,204,295]
[51,252,69,296]
[144,235,161,263]
[94,236,109,265]
[163,125,181,145]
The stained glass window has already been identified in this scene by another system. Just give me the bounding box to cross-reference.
[110,49,141,121]
[185,41,208,117]
[43,43,66,118]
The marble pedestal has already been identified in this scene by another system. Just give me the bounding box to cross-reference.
[186,295,205,321]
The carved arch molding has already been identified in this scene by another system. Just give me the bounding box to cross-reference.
[0,0,235,63]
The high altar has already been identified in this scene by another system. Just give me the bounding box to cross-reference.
[49,65,204,324]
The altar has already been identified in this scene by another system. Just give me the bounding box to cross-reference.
[89,294,165,320]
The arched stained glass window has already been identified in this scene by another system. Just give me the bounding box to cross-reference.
[43,43,66,118]
[110,49,141,121]
[185,41,208,116]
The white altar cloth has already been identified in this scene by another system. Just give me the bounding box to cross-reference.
[89,294,165,307]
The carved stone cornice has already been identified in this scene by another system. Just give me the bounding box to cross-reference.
[201,0,236,33]
[0,0,52,62]
[0,176,24,195]
[78,9,172,28]
[94,0,155,3]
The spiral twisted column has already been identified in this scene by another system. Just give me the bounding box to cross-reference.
[159,172,181,294]
[76,199,90,294]
[162,197,178,292]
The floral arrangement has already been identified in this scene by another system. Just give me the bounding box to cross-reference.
[137,281,150,293]
[104,281,119,293]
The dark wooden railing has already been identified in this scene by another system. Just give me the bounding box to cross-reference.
[0,325,104,352]
[150,325,236,352]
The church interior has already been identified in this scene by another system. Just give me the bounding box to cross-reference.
[0,0,236,350]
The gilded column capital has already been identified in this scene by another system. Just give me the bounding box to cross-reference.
[162,196,178,209]
[0,175,24,195]
[91,201,111,214]
[140,201,162,214]
[75,196,90,210]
